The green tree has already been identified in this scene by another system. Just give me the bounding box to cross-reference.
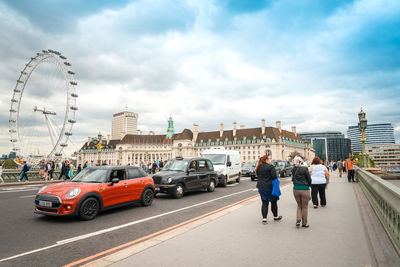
[2,159,18,169]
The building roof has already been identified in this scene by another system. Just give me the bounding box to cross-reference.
[195,126,302,143]
[119,134,172,145]
[173,128,193,140]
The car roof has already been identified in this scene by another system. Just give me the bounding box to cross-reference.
[85,166,140,170]
[172,157,210,161]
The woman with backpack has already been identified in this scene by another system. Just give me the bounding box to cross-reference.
[292,156,312,228]
[255,154,282,224]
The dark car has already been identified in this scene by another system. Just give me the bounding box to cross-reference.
[152,157,218,198]
[274,160,293,177]
[34,166,155,220]
[241,162,257,181]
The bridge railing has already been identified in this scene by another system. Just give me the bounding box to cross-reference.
[1,169,65,182]
[356,167,400,255]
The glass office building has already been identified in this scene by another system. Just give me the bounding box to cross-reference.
[300,132,351,162]
[347,123,395,153]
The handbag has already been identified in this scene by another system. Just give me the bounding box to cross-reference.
[272,176,281,197]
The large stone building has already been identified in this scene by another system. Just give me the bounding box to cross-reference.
[77,116,314,166]
[111,111,139,140]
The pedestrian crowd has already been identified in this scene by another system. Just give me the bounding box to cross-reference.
[255,154,357,228]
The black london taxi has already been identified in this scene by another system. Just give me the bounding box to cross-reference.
[152,157,218,198]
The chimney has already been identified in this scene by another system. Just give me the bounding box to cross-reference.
[291,126,296,136]
[276,121,281,132]
[233,122,237,137]
[261,119,266,135]
[240,125,245,129]
[192,124,199,143]
[107,134,111,145]
[87,137,91,146]
[220,123,224,138]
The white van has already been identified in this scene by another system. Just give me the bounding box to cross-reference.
[201,148,241,187]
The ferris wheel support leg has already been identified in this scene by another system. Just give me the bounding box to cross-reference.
[44,114,56,148]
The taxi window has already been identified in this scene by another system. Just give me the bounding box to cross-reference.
[127,168,143,179]
[110,169,125,181]
[198,160,207,172]
[189,160,197,170]
[206,160,214,171]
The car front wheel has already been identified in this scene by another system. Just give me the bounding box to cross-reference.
[79,197,99,221]
[173,184,184,199]
[141,188,154,206]
[207,180,216,192]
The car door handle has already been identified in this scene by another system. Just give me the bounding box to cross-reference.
[140,181,144,184]
[124,183,129,187]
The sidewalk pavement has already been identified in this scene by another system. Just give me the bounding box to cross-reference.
[87,172,377,267]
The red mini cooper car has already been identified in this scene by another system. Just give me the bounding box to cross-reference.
[34,166,155,220]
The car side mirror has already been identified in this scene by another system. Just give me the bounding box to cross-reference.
[227,161,232,167]
[109,178,120,186]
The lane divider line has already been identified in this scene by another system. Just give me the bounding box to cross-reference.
[0,188,256,263]
[70,183,291,267]
[19,195,36,198]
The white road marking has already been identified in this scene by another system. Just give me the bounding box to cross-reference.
[0,188,39,194]
[226,183,238,187]
[0,189,40,194]
[19,195,36,198]
[0,188,256,263]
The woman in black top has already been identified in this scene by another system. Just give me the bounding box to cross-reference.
[255,155,282,224]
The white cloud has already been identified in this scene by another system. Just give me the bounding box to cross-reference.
[0,0,399,157]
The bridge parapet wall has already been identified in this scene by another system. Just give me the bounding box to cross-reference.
[357,168,400,255]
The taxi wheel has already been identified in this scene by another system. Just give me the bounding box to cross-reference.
[173,184,184,199]
[141,188,154,206]
[207,180,215,192]
[220,176,227,187]
[79,197,99,221]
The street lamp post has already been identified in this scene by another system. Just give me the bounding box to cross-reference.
[93,133,103,166]
[358,108,368,168]
[96,143,103,166]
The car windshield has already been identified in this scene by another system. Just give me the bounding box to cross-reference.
[275,162,286,167]
[71,168,108,183]
[243,162,255,168]
[163,160,188,171]
[202,154,226,165]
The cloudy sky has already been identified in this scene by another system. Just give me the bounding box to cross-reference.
[0,0,399,156]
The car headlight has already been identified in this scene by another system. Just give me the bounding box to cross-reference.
[167,178,172,184]
[66,188,81,199]
[38,185,47,193]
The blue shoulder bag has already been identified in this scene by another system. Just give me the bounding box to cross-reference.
[271,175,281,197]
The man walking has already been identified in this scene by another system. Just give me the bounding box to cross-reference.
[58,161,66,180]
[337,160,343,178]
[345,158,356,183]
[18,161,29,182]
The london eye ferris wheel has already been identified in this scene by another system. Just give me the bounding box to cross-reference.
[9,49,78,163]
